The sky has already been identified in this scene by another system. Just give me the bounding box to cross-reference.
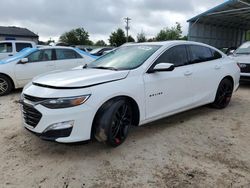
[0,0,226,43]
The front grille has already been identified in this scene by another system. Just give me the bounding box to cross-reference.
[24,94,47,102]
[240,64,250,73]
[22,103,42,128]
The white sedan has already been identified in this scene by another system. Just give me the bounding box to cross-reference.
[20,41,240,147]
[0,46,96,95]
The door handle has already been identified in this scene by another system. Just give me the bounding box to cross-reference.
[214,65,221,70]
[184,71,192,76]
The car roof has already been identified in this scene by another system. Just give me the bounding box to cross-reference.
[38,46,75,50]
[123,40,215,48]
[0,40,36,43]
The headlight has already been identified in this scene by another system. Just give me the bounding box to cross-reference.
[40,95,90,109]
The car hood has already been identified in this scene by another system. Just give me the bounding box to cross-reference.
[230,54,250,64]
[32,68,129,89]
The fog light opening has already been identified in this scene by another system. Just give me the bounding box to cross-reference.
[44,120,74,133]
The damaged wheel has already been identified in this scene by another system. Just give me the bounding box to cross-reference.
[94,99,132,147]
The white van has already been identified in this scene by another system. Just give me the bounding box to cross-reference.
[0,40,36,60]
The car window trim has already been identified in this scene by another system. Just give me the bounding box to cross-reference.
[55,48,81,60]
[0,42,13,53]
[187,44,223,65]
[26,49,54,63]
[146,44,190,73]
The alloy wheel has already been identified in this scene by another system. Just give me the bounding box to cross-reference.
[110,103,132,145]
[0,78,8,95]
[216,81,233,107]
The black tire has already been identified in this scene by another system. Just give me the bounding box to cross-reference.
[211,78,233,109]
[94,99,132,147]
[0,74,12,96]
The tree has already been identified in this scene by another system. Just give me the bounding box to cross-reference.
[147,38,156,42]
[59,28,93,45]
[95,40,107,46]
[137,32,147,42]
[109,28,126,47]
[46,38,55,45]
[128,35,135,42]
[155,22,183,41]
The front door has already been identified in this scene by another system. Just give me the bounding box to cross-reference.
[15,49,55,87]
[143,45,194,120]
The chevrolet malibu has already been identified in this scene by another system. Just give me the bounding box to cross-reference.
[20,41,240,147]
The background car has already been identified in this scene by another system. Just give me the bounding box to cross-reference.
[230,41,250,82]
[90,47,114,56]
[20,41,240,147]
[0,46,97,95]
[0,40,36,60]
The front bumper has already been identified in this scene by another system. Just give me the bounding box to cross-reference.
[240,73,250,82]
[21,101,95,143]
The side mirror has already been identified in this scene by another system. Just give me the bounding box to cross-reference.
[19,58,28,64]
[151,63,175,73]
[227,50,235,55]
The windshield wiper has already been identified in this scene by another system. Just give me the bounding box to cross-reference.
[92,66,118,71]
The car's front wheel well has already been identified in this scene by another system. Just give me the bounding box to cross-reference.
[223,76,234,88]
[0,73,15,89]
[91,96,140,139]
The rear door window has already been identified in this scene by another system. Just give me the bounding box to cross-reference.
[16,43,33,52]
[188,45,214,64]
[210,49,222,60]
[155,45,189,67]
[0,42,12,53]
[55,49,82,60]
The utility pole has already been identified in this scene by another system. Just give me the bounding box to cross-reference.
[124,17,131,42]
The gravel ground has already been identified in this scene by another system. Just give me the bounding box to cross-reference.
[0,85,250,188]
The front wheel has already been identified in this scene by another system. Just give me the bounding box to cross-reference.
[0,75,12,96]
[211,78,233,109]
[94,99,132,147]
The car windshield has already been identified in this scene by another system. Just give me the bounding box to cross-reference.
[1,48,37,63]
[88,45,161,70]
[235,42,250,54]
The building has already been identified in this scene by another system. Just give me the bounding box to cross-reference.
[0,26,39,44]
[187,0,250,49]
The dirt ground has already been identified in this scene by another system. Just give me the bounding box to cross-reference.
[0,85,250,188]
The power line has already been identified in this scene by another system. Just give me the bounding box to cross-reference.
[124,17,131,42]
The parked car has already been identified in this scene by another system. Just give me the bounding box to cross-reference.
[230,41,250,81]
[0,46,96,95]
[220,47,237,55]
[0,40,36,60]
[90,47,114,56]
[20,41,240,147]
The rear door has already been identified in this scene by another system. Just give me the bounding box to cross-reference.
[55,49,85,70]
[187,45,223,105]
[143,45,194,119]
[15,49,55,87]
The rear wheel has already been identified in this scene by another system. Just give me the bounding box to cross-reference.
[0,75,12,96]
[94,99,132,147]
[211,78,233,109]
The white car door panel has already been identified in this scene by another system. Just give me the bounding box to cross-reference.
[15,49,55,87]
[144,45,194,120]
[144,66,193,119]
[187,45,224,105]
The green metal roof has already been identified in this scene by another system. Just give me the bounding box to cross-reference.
[187,0,250,30]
